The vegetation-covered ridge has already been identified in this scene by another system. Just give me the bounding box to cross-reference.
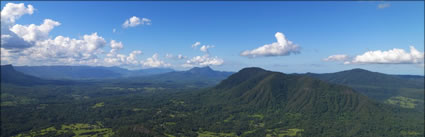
[1,66,424,137]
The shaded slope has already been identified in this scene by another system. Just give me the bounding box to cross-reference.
[1,65,44,85]
[205,67,376,112]
[1,65,72,86]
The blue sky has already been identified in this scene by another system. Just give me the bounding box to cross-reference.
[1,1,424,75]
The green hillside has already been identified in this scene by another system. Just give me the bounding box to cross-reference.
[1,67,423,137]
[306,68,424,111]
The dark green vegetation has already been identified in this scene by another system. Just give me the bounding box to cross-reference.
[306,68,424,112]
[1,65,423,137]
[14,65,174,80]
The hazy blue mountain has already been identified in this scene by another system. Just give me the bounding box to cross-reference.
[1,65,72,85]
[14,66,174,80]
[1,65,43,85]
[127,66,234,87]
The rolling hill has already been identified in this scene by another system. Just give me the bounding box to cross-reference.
[306,68,424,111]
[190,67,424,136]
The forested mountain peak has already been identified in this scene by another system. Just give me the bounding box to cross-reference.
[208,67,373,112]
[187,66,214,73]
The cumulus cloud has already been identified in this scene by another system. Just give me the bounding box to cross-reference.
[110,40,123,49]
[177,54,187,59]
[122,16,151,28]
[378,3,391,9]
[182,54,223,67]
[191,42,201,48]
[323,54,349,62]
[10,19,60,42]
[349,46,424,64]
[324,46,425,65]
[200,45,214,53]
[1,3,36,49]
[1,3,34,25]
[21,33,107,62]
[241,32,300,58]
[0,3,153,69]
[142,53,171,68]
[1,30,32,49]
[165,53,187,60]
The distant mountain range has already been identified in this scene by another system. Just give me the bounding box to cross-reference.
[0,65,72,86]
[1,65,233,88]
[120,66,234,88]
[13,65,174,80]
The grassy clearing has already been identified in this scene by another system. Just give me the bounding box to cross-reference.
[197,131,237,137]
[1,93,35,106]
[14,123,114,137]
[92,102,105,108]
[71,94,90,100]
[223,115,234,122]
[266,128,304,137]
[132,108,145,112]
[248,114,264,119]
[401,130,421,136]
[385,96,419,109]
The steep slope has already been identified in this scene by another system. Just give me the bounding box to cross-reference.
[205,68,377,112]
[1,65,72,85]
[1,65,44,85]
[191,67,423,136]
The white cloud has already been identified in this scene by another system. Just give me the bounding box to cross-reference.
[241,32,300,58]
[165,53,187,60]
[104,50,143,66]
[141,18,152,25]
[1,3,36,49]
[27,33,107,60]
[0,3,151,69]
[142,53,171,68]
[323,54,349,62]
[112,28,116,33]
[200,45,214,53]
[1,3,34,25]
[122,16,151,28]
[177,54,187,59]
[110,40,123,49]
[378,3,391,9]
[191,42,201,48]
[1,30,32,49]
[325,46,425,65]
[182,54,223,67]
[10,19,60,42]
[349,46,424,64]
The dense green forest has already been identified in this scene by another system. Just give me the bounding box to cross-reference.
[1,65,424,137]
